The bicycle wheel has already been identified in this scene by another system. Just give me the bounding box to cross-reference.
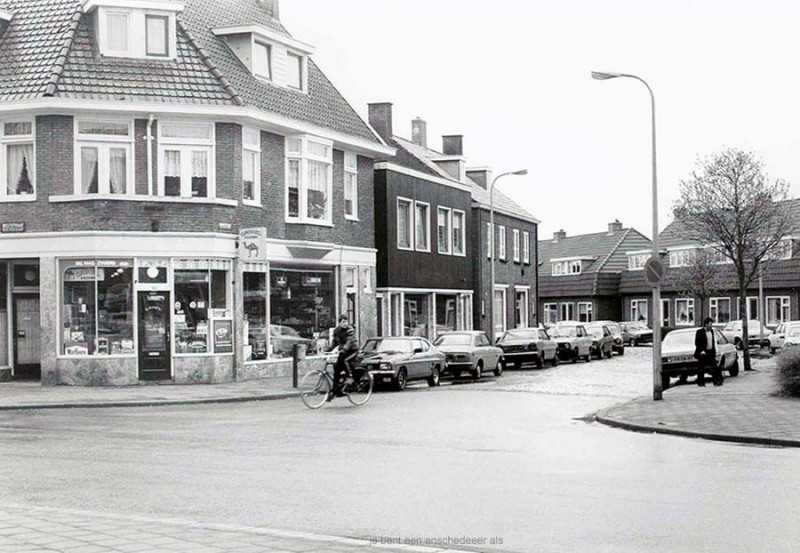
[345,370,374,406]
[299,370,331,409]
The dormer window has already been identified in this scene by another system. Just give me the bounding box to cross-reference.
[551,257,592,276]
[213,24,314,93]
[84,1,182,60]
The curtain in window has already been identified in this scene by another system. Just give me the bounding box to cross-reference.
[107,13,128,51]
[7,143,33,195]
[306,160,327,219]
[288,159,300,217]
[344,173,355,215]
[146,16,167,56]
[109,148,126,194]
[243,150,255,200]
[415,205,427,249]
[398,202,411,248]
[81,147,99,194]
[163,150,181,196]
[452,213,463,254]
[191,151,208,197]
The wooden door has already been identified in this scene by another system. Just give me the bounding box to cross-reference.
[138,291,171,381]
[14,296,40,379]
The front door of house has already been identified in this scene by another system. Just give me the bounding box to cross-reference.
[14,295,40,379]
[138,291,171,381]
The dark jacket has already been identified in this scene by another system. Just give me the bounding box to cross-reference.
[331,324,358,354]
[694,327,716,362]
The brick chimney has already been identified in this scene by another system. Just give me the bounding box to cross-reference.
[442,135,463,156]
[607,219,623,235]
[466,168,492,189]
[553,229,566,243]
[411,117,427,147]
[368,102,393,141]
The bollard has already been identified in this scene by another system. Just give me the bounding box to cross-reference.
[292,343,307,388]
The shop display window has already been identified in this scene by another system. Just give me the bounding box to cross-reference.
[404,294,429,337]
[436,295,457,334]
[269,267,335,358]
[0,264,6,365]
[61,260,134,356]
[173,265,230,354]
[243,272,268,361]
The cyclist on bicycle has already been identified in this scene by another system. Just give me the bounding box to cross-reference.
[328,314,359,399]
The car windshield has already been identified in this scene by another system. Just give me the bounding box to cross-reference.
[585,326,604,338]
[551,326,578,338]
[434,334,471,346]
[662,331,695,348]
[629,322,649,330]
[503,329,539,340]
[363,338,412,354]
[788,326,800,338]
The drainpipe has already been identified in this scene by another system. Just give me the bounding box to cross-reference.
[146,114,155,195]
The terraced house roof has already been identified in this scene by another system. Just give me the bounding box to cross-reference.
[538,226,652,277]
[0,0,381,144]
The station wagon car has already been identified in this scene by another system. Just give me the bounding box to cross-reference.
[434,331,503,379]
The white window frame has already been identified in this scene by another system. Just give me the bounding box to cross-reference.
[766,296,791,326]
[0,120,36,201]
[157,121,215,199]
[344,152,358,220]
[737,296,760,320]
[287,51,303,90]
[675,298,695,326]
[515,287,529,328]
[512,229,521,263]
[543,303,557,325]
[414,201,430,252]
[145,13,169,57]
[498,225,506,261]
[669,247,696,268]
[242,127,261,205]
[97,7,177,59]
[710,297,731,324]
[661,298,671,327]
[452,209,466,256]
[253,40,272,80]
[628,253,649,270]
[493,287,507,337]
[552,259,583,276]
[74,119,134,196]
[285,134,333,225]
[631,299,648,324]
[559,302,574,321]
[577,301,593,323]
[522,231,530,264]
[765,239,793,260]
[397,197,413,251]
[438,207,452,255]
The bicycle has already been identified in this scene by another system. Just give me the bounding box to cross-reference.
[299,356,374,409]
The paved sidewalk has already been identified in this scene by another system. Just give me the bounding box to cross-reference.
[596,356,800,447]
[0,503,483,553]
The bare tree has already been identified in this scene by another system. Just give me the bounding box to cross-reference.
[670,248,730,323]
[672,148,795,371]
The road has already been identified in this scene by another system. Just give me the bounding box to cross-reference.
[2,347,799,552]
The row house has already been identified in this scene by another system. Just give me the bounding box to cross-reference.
[0,0,392,384]
[620,204,800,330]
[538,221,652,324]
[367,103,539,341]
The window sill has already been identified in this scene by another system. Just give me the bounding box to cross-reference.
[285,218,333,227]
[0,195,37,203]
[50,194,238,207]
[243,200,263,208]
[345,215,359,221]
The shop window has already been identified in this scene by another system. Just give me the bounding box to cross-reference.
[436,295,457,334]
[61,260,134,356]
[270,267,335,358]
[173,262,230,355]
[243,272,267,361]
[404,294,430,337]
[75,120,132,195]
[158,122,214,199]
[1,121,35,200]
[285,135,332,224]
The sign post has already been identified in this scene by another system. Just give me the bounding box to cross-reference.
[643,256,665,399]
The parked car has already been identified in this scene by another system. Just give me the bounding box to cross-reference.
[248,324,313,359]
[768,321,800,353]
[548,322,593,362]
[495,327,558,370]
[620,321,653,347]
[433,330,503,379]
[355,336,444,390]
[720,320,772,350]
[782,325,800,350]
[595,320,624,355]
[585,323,614,359]
[660,327,739,388]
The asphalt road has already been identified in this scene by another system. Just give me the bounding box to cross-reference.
[2,348,799,553]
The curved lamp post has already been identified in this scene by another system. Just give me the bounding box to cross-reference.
[489,169,528,343]
[591,70,662,401]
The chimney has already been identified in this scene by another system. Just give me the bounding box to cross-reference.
[607,219,623,235]
[442,135,463,156]
[411,117,427,147]
[368,102,393,141]
[259,0,280,19]
[466,168,492,189]
[553,229,566,243]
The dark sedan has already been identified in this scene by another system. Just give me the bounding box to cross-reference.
[355,336,445,391]
[495,327,558,369]
[585,323,614,359]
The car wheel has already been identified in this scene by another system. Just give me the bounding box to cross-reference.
[572,347,579,363]
[584,349,592,362]
[770,347,776,354]
[629,338,636,347]
[605,347,613,359]
[728,358,740,377]
[535,355,543,370]
[472,361,483,380]
[427,365,440,387]
[619,346,625,356]
[551,353,560,366]
[493,358,503,377]
[395,369,408,391]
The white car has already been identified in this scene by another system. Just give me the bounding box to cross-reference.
[782,325,800,350]
[720,319,771,350]
[768,321,800,353]
[660,328,739,389]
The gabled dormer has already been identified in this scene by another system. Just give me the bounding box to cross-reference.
[213,24,313,93]
[83,0,183,60]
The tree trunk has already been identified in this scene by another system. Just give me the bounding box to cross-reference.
[739,289,752,371]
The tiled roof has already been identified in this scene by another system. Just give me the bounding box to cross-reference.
[0,0,381,144]
[538,227,652,277]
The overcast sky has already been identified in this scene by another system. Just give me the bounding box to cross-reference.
[280,0,800,240]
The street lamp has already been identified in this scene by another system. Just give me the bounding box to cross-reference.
[591,70,663,401]
[489,169,528,343]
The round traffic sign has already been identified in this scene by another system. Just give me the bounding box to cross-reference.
[644,257,665,286]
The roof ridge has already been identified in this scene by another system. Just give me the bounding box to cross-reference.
[176,18,244,107]
[44,4,83,97]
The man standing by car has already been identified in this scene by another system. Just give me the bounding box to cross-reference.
[328,314,359,398]
[695,317,723,386]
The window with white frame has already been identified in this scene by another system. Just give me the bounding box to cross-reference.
[515,288,529,328]
[344,152,358,219]
[628,253,649,270]
[710,297,731,324]
[767,296,791,325]
[766,239,793,260]
[675,298,695,326]
[242,127,260,203]
[452,210,465,256]
[578,302,592,322]
[486,222,492,258]
[512,229,520,262]
[286,135,332,223]
[559,302,574,321]
[522,231,530,264]
[739,296,760,320]
[661,298,671,327]
[544,303,557,325]
[1,121,35,199]
[253,41,272,80]
[706,247,731,264]
[397,198,413,250]
[145,14,168,56]
[438,207,452,254]
[76,120,133,195]
[552,259,582,276]
[414,201,430,251]
[361,266,372,292]
[493,288,507,336]
[287,51,303,90]
[158,122,214,198]
[631,299,648,323]
[669,248,696,267]
[96,6,177,59]
[498,225,506,260]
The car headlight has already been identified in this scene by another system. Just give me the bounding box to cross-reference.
[379,362,393,370]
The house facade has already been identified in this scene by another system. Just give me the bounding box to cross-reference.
[0,0,392,385]
[538,221,652,324]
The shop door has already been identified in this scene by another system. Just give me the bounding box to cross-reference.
[14,295,40,379]
[138,291,171,381]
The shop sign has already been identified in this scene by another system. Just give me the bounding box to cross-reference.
[1,222,24,233]
[214,320,233,353]
[64,267,101,281]
[302,275,322,287]
[239,227,267,261]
